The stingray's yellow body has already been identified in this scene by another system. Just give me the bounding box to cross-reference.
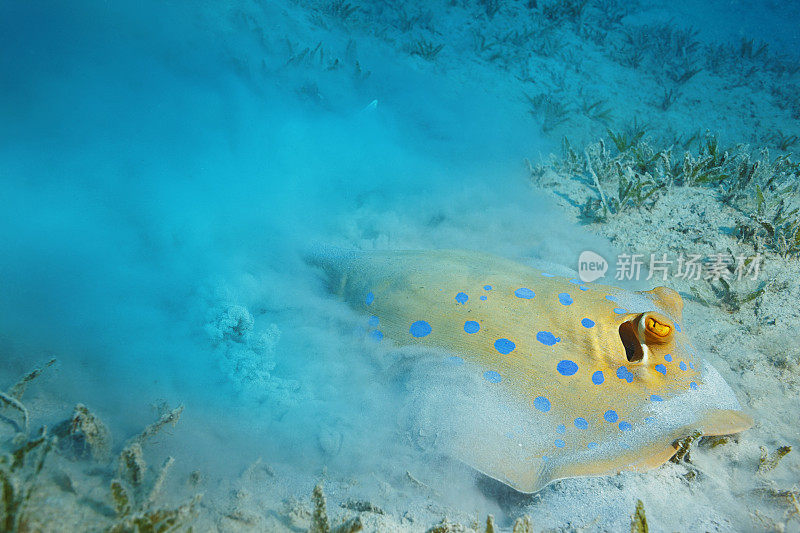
[313,249,751,492]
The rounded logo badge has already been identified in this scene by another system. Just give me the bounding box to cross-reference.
[578,251,608,282]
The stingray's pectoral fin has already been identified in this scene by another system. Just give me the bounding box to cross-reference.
[695,408,753,436]
[448,421,556,494]
[551,439,680,483]
[468,454,554,494]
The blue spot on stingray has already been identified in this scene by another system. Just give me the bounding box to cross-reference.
[410,320,432,337]
[479,295,487,300]
[619,421,633,431]
[579,285,589,291]
[675,323,681,332]
[655,364,667,375]
[514,287,535,299]
[604,410,619,423]
[370,330,383,342]
[613,307,627,314]
[447,356,464,366]
[587,442,598,449]
[679,361,688,371]
[581,318,595,328]
[690,381,698,390]
[536,331,560,346]
[689,362,695,370]
[650,394,663,401]
[534,396,551,412]
[494,338,516,354]
[556,424,566,434]
[574,417,588,430]
[542,456,549,462]
[616,366,634,383]
[541,272,555,277]
[664,353,673,362]
[605,295,617,301]
[365,292,374,305]
[569,279,582,284]
[455,292,469,304]
[644,416,655,424]
[368,315,380,327]
[464,321,480,334]
[484,285,493,290]
[592,370,605,385]
[554,439,566,448]
[557,360,579,376]
[558,292,573,305]
[483,370,502,383]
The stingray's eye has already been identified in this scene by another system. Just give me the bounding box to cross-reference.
[640,312,674,344]
[645,316,671,338]
[619,312,675,364]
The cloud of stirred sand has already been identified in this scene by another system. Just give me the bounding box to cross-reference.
[0,1,617,501]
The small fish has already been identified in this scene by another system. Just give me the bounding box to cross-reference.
[311,249,752,492]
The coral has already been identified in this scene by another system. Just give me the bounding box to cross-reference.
[764,131,799,152]
[745,183,800,257]
[411,39,444,60]
[118,442,147,491]
[701,435,732,448]
[0,392,28,435]
[207,305,254,343]
[7,358,56,401]
[425,519,469,533]
[0,429,55,532]
[309,483,363,533]
[541,0,589,26]
[671,430,703,464]
[511,514,534,533]
[207,303,286,398]
[525,92,571,132]
[581,97,614,124]
[485,514,496,533]
[310,484,330,533]
[479,0,501,19]
[340,499,384,515]
[692,277,769,314]
[536,130,800,259]
[576,137,667,220]
[631,500,648,533]
[659,87,681,111]
[107,406,200,532]
[54,403,112,462]
[1,358,57,434]
[758,445,792,473]
[117,406,181,493]
[322,1,360,22]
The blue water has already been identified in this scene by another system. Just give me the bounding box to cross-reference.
[1,0,798,529]
[0,1,574,484]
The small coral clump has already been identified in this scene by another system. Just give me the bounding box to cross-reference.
[54,403,112,462]
[631,499,648,533]
[309,483,363,533]
[758,445,792,473]
[206,303,286,396]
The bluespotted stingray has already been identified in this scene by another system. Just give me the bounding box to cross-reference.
[311,249,752,493]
